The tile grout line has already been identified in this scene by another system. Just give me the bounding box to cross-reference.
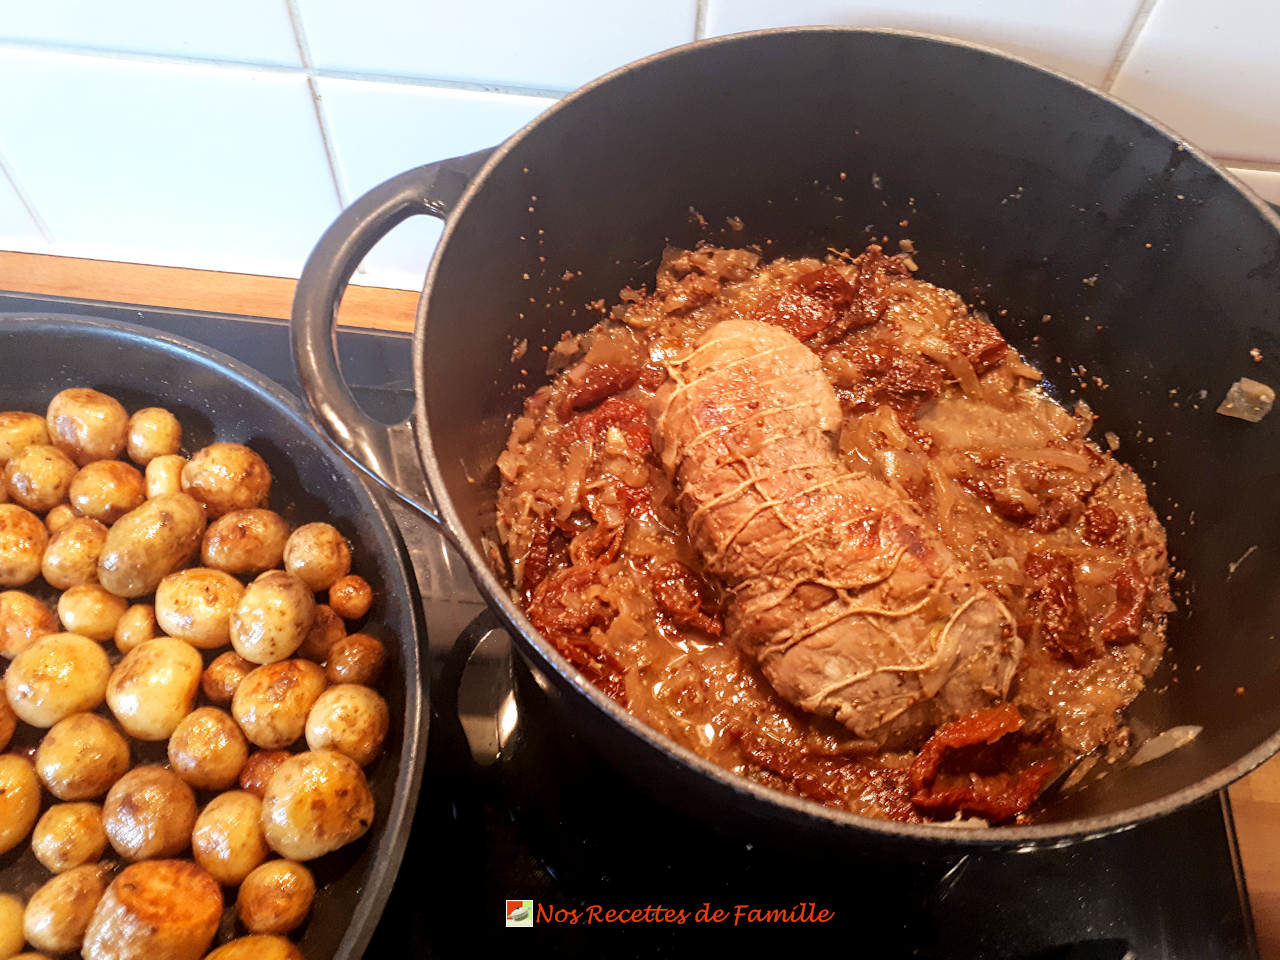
[0,139,53,244]
[694,0,708,40]
[1101,0,1161,91]
[283,0,348,209]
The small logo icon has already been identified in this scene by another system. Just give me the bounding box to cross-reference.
[506,899,533,928]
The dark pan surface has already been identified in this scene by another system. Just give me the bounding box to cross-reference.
[0,314,425,957]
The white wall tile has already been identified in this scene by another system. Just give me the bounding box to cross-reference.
[0,50,338,277]
[0,170,46,253]
[703,0,1145,87]
[296,0,697,91]
[0,0,301,65]
[1228,168,1280,208]
[318,78,554,288]
[1111,0,1280,162]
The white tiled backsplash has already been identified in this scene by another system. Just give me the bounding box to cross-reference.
[0,0,1276,290]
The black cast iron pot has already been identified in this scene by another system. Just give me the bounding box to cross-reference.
[292,28,1280,849]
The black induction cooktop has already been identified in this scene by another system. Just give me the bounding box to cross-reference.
[0,291,1258,960]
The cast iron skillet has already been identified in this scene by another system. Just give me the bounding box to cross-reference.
[292,28,1280,850]
[0,315,425,956]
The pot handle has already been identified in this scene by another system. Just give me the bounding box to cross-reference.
[291,148,494,529]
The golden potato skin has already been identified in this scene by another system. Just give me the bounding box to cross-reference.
[168,707,248,791]
[155,568,244,649]
[204,935,304,960]
[305,684,389,767]
[201,651,253,704]
[144,454,186,499]
[42,516,108,590]
[32,801,107,873]
[4,443,77,513]
[260,749,374,860]
[0,753,40,854]
[237,750,289,799]
[0,685,13,751]
[47,389,129,466]
[97,493,206,599]
[235,860,314,935]
[298,603,345,662]
[324,633,386,687]
[181,443,271,519]
[283,522,351,592]
[58,584,129,641]
[35,713,131,800]
[82,860,222,960]
[0,590,57,658]
[191,791,269,886]
[0,410,50,465]
[69,460,146,524]
[231,659,326,750]
[125,408,181,466]
[328,574,372,621]
[45,502,76,534]
[229,571,316,665]
[0,893,23,959]
[22,864,109,955]
[103,765,197,861]
[113,604,156,654]
[200,509,289,576]
[0,504,48,588]
[4,632,111,726]
[106,637,202,740]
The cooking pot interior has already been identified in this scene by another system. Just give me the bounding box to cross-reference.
[419,30,1280,825]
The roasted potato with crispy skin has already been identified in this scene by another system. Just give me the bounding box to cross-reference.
[144,454,186,499]
[260,749,374,860]
[155,568,244,649]
[31,802,107,873]
[35,712,131,800]
[231,659,326,749]
[181,443,271,518]
[58,584,129,641]
[201,508,289,575]
[4,632,111,726]
[0,590,57,658]
[69,460,146,524]
[5,443,77,513]
[235,860,315,935]
[205,935,304,960]
[305,683,389,766]
[0,410,50,465]
[97,493,206,599]
[46,388,129,466]
[125,408,181,465]
[328,573,372,621]
[0,754,40,854]
[0,685,13,751]
[298,603,345,662]
[113,604,156,654]
[201,651,254,704]
[167,707,248,791]
[82,860,222,960]
[106,637,202,740]
[191,791,269,886]
[238,750,289,799]
[103,765,197,860]
[324,632,386,687]
[230,570,316,665]
[283,522,351,591]
[22,864,109,956]
[0,893,23,959]
[42,516,108,590]
[0,504,48,588]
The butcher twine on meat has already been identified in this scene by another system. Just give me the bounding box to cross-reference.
[654,318,1021,746]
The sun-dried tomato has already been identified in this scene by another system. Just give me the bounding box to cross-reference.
[526,565,627,703]
[1082,503,1121,545]
[1096,561,1150,645]
[946,314,1009,374]
[556,363,640,419]
[840,339,944,413]
[650,560,723,636]
[1024,549,1099,665]
[573,396,651,454]
[909,704,1057,821]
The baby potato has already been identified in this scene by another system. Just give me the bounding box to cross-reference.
[69,460,145,524]
[44,502,76,534]
[5,443,77,513]
[0,893,23,960]
[22,864,108,956]
[283,522,351,592]
[0,504,48,588]
[0,590,57,658]
[0,685,13,751]
[42,516,108,589]
[235,860,314,935]
[106,637,202,740]
[144,454,186,499]
[205,935,304,960]
[0,410,49,465]
[201,508,290,575]
[113,604,156,654]
[167,707,247,791]
[82,860,222,960]
[4,632,111,726]
[103,765,196,860]
[46,388,128,466]
[35,713,131,800]
[298,603,345,662]
[324,633,387,687]
[328,574,373,621]
[58,584,129,641]
[181,443,271,519]
[238,750,290,799]
[125,408,181,465]
[230,571,316,665]
[231,659,326,749]
[260,749,374,860]
[155,568,244,649]
[97,492,206,598]
[305,684,389,767]
[31,802,107,873]
[191,791,269,886]
[0,753,40,854]
[201,651,254,704]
